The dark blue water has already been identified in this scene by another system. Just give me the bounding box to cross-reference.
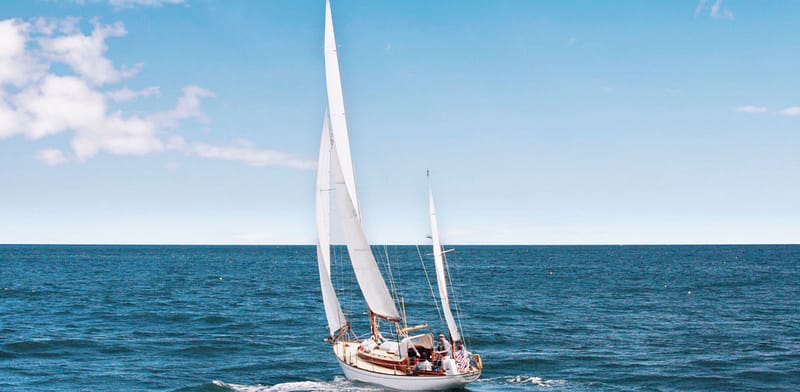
[1,245,798,391]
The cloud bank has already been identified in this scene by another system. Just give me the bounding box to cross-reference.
[694,0,734,20]
[0,17,312,169]
[735,105,800,116]
[191,141,316,169]
[736,105,767,114]
[779,107,800,116]
[70,0,186,8]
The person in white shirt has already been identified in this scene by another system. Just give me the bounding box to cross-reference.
[435,334,452,358]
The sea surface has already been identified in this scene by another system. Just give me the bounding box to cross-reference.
[1,245,798,391]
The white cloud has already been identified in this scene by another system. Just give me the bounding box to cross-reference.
[70,112,163,161]
[37,19,138,86]
[190,141,316,169]
[108,0,185,8]
[31,17,81,36]
[0,93,22,138]
[0,17,310,169]
[0,19,47,87]
[694,0,707,16]
[10,73,171,161]
[0,20,27,57]
[68,0,185,8]
[695,0,734,20]
[149,85,214,128]
[106,86,160,102]
[779,106,800,116]
[14,75,107,139]
[36,149,69,165]
[710,0,734,19]
[736,105,767,114]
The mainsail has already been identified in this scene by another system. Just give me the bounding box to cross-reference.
[324,0,360,219]
[429,180,462,342]
[316,113,346,336]
[322,0,400,321]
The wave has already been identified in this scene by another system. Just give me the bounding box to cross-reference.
[507,375,566,387]
[171,344,241,356]
[3,339,99,353]
[212,378,382,392]
[196,315,235,325]
[482,375,567,388]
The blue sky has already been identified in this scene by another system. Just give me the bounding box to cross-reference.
[1,0,798,244]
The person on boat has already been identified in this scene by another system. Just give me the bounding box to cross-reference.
[435,334,452,358]
[415,357,433,371]
[454,341,471,371]
[360,336,378,353]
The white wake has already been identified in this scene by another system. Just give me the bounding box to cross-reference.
[505,375,567,387]
[212,377,382,391]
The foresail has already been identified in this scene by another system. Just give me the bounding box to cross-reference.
[429,183,462,342]
[331,142,401,321]
[317,113,346,336]
[324,0,360,219]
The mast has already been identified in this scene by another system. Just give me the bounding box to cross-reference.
[428,173,462,342]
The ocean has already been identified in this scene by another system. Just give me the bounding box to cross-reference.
[1,245,798,391]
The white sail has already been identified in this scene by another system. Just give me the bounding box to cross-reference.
[317,112,346,336]
[324,0,360,219]
[429,181,461,342]
[331,141,401,321]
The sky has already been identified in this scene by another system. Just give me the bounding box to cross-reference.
[1,0,798,245]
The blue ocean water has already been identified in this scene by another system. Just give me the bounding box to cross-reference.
[1,245,798,391]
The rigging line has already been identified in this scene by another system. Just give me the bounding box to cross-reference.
[416,244,443,322]
[383,245,400,303]
[373,244,400,320]
[387,245,404,307]
[332,243,351,333]
[376,246,388,298]
[381,244,400,308]
[355,331,372,340]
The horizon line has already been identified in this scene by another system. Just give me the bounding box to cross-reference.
[1,242,798,246]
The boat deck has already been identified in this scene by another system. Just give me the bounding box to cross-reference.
[334,341,407,376]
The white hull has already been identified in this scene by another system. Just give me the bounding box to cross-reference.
[332,340,480,390]
[337,357,480,391]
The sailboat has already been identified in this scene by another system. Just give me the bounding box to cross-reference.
[315,1,482,390]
